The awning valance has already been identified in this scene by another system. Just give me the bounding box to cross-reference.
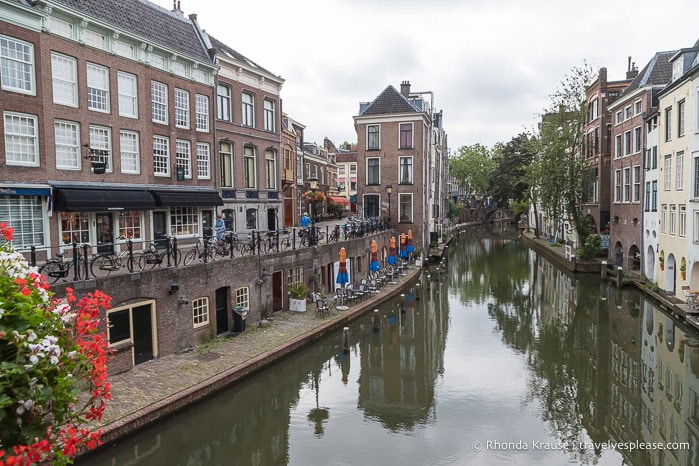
[328,196,350,206]
[151,190,224,207]
[54,188,157,212]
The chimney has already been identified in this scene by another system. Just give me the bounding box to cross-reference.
[400,80,411,97]
[172,1,183,15]
[626,57,638,80]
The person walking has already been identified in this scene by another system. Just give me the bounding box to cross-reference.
[214,214,226,241]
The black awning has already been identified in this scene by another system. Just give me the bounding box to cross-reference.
[151,190,224,207]
[54,188,157,212]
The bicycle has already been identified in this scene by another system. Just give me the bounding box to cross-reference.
[39,249,87,283]
[328,225,341,243]
[183,237,217,266]
[137,242,168,270]
[262,230,291,253]
[89,236,131,278]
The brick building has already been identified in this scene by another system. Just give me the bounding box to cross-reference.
[281,112,304,227]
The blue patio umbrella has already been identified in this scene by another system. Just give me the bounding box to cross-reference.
[387,236,398,266]
[370,240,381,272]
[399,234,408,259]
[406,230,415,255]
[336,247,349,286]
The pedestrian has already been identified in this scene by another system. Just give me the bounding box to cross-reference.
[300,212,312,228]
[215,214,226,241]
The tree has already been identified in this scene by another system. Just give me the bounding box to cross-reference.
[0,223,111,465]
[448,143,497,196]
[532,63,595,244]
[487,133,535,205]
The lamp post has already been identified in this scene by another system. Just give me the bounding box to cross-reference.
[308,175,319,246]
[386,184,392,228]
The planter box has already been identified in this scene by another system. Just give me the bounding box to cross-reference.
[289,298,307,313]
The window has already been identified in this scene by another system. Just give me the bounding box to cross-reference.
[398,193,413,222]
[634,100,642,115]
[615,134,622,158]
[677,151,684,190]
[192,69,207,84]
[694,155,699,198]
[107,309,130,345]
[83,30,106,50]
[174,88,189,128]
[60,211,89,244]
[54,121,80,170]
[4,112,38,167]
[399,156,413,184]
[615,111,622,125]
[367,157,380,185]
[695,211,699,243]
[645,182,651,211]
[680,205,686,237]
[49,17,74,39]
[651,146,657,169]
[364,194,379,217]
[86,63,109,112]
[170,207,198,236]
[287,267,303,287]
[624,106,632,120]
[614,169,622,202]
[245,208,257,229]
[113,40,135,59]
[264,99,275,131]
[244,146,256,188]
[633,166,641,202]
[195,94,209,132]
[624,130,631,156]
[220,141,233,187]
[151,81,168,124]
[242,92,254,127]
[665,156,672,190]
[399,123,413,149]
[661,205,667,233]
[120,130,140,174]
[0,196,44,247]
[652,181,658,211]
[670,205,677,235]
[265,149,276,189]
[175,140,191,179]
[623,167,631,202]
[192,297,209,328]
[171,61,186,77]
[350,164,357,175]
[235,287,250,308]
[196,143,210,179]
[367,125,380,150]
[118,211,142,239]
[148,52,165,70]
[118,72,137,118]
[216,85,231,121]
[633,126,642,153]
[51,53,77,107]
[153,135,170,176]
[678,100,685,137]
[89,126,112,172]
[588,98,599,122]
[0,35,34,94]
[665,107,672,142]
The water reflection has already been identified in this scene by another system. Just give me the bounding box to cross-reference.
[81,230,699,466]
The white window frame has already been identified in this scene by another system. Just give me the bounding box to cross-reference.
[633,165,641,203]
[265,149,277,190]
[614,169,622,202]
[235,287,250,308]
[624,105,632,120]
[192,297,209,328]
[678,99,685,138]
[49,16,74,39]
[171,61,186,78]
[398,193,414,223]
[0,35,35,95]
[86,63,110,113]
[196,142,210,180]
[634,99,642,115]
[51,52,78,107]
[614,134,622,159]
[195,94,209,132]
[89,125,112,172]
[623,167,631,202]
[670,205,677,235]
[120,130,140,174]
[151,81,168,124]
[175,139,192,179]
[263,99,275,132]
[220,141,233,187]
[83,29,106,50]
[661,205,667,233]
[694,211,699,243]
[153,135,170,177]
[680,205,686,237]
[54,120,81,170]
[366,157,380,185]
[243,146,256,189]
[624,130,631,156]
[633,126,642,154]
[398,156,413,184]
[399,122,414,149]
[615,111,622,125]
[242,91,254,127]
[367,124,380,150]
[148,52,166,70]
[217,84,231,121]
[113,40,135,59]
[3,112,39,167]
[665,156,672,190]
[0,195,46,247]
[174,88,190,129]
[117,71,138,118]
[676,151,684,191]
[170,207,198,237]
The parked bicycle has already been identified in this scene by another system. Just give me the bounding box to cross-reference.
[183,237,217,266]
[89,236,130,278]
[262,229,291,253]
[328,224,341,243]
[39,248,87,283]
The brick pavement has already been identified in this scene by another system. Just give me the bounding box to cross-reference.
[90,266,422,445]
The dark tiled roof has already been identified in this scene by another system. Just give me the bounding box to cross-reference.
[207,35,275,77]
[52,0,211,63]
[619,50,676,98]
[360,85,420,115]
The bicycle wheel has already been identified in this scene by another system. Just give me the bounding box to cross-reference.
[281,238,291,250]
[183,248,197,266]
[39,261,64,284]
[73,257,85,281]
[171,247,182,266]
[90,255,114,278]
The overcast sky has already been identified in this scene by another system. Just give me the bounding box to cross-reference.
[154,0,699,151]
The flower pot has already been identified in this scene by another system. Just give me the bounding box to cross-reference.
[289,297,306,312]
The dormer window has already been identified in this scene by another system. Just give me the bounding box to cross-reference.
[672,56,684,81]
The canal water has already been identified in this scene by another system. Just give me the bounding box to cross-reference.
[82,227,699,465]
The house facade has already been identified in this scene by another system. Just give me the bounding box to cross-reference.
[281,112,304,228]
[642,110,660,281]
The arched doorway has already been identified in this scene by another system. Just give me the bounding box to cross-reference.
[645,246,655,281]
[690,261,699,290]
[628,245,640,271]
[614,241,624,267]
[666,253,676,295]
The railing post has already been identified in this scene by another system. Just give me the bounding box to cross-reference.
[203,236,209,263]
[72,242,79,281]
[326,225,329,243]
[275,229,280,253]
[292,228,296,250]
[228,232,234,256]
[257,231,262,255]
[82,243,89,279]
[30,245,36,267]
[251,230,257,255]
[127,239,134,273]
[601,261,608,281]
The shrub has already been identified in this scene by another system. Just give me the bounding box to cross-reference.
[288,282,310,300]
[577,234,601,260]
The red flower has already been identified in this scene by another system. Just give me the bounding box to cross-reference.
[0,222,13,242]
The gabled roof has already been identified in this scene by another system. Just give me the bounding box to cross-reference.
[207,34,278,78]
[619,50,677,98]
[360,85,420,115]
[51,0,211,63]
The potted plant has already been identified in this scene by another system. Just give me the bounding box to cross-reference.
[659,252,665,271]
[288,282,309,312]
[680,262,686,280]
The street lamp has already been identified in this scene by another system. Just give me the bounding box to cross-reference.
[385,184,392,228]
[308,175,319,246]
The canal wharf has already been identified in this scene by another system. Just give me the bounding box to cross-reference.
[80,265,423,458]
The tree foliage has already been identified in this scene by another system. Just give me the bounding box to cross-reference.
[448,144,497,195]
[0,223,111,464]
[488,133,536,204]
